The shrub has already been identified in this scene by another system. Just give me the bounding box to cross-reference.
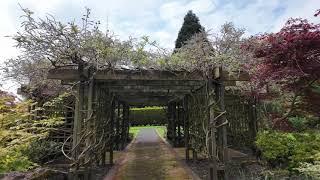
[295,161,320,179]
[256,131,295,167]
[23,139,63,164]
[0,92,68,173]
[0,146,35,173]
[256,131,320,170]
[289,116,308,132]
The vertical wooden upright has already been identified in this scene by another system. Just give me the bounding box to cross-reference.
[167,103,173,141]
[115,102,120,150]
[121,103,128,149]
[177,102,181,145]
[109,98,115,165]
[172,102,177,146]
[207,80,218,180]
[248,96,258,145]
[215,67,228,163]
[183,95,190,161]
[72,63,85,166]
[85,79,94,163]
[213,67,228,179]
[125,104,130,143]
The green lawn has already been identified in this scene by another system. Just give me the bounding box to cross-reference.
[129,126,167,138]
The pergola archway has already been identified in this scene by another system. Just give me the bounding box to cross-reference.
[48,66,250,180]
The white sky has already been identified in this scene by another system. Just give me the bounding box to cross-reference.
[0,0,319,94]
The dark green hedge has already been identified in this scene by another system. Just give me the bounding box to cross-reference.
[129,107,167,126]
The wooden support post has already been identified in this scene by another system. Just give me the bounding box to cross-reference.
[115,102,120,150]
[102,89,111,167]
[72,77,85,167]
[248,97,258,146]
[214,67,228,179]
[215,74,228,163]
[177,102,181,145]
[167,103,173,141]
[183,96,190,161]
[85,79,94,163]
[121,103,126,149]
[172,102,177,147]
[109,98,115,165]
[208,80,218,180]
[126,104,130,143]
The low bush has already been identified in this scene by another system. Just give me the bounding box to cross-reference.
[0,146,35,173]
[295,161,320,179]
[23,139,63,164]
[288,116,307,132]
[129,107,166,126]
[256,131,320,170]
[0,92,69,173]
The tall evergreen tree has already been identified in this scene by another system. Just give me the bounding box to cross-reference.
[175,10,205,49]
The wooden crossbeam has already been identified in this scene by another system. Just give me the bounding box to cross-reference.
[48,68,205,81]
[102,85,197,91]
[112,89,190,95]
[48,68,249,81]
[96,80,205,87]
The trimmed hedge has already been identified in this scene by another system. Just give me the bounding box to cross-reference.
[129,107,167,126]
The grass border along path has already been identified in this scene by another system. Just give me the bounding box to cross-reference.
[129,126,167,139]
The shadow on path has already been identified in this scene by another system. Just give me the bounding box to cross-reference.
[104,128,194,180]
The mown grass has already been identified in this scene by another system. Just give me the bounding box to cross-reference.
[129,126,167,138]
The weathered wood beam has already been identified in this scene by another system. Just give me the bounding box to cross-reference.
[48,69,205,81]
[62,79,235,87]
[110,89,191,94]
[96,80,205,87]
[104,85,200,90]
[48,68,249,81]
[105,85,196,91]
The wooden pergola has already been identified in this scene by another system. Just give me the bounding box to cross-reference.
[48,66,250,180]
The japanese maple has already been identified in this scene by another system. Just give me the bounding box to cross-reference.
[243,10,320,119]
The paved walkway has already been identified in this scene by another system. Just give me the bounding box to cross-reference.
[104,128,196,180]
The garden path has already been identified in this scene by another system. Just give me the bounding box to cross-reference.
[103,128,197,180]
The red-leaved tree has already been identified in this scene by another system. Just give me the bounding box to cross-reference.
[243,10,320,122]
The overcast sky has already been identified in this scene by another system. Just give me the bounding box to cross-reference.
[0,0,319,93]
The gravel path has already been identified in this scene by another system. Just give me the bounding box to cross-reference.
[104,128,196,180]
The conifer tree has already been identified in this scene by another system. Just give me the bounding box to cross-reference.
[175,10,205,49]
